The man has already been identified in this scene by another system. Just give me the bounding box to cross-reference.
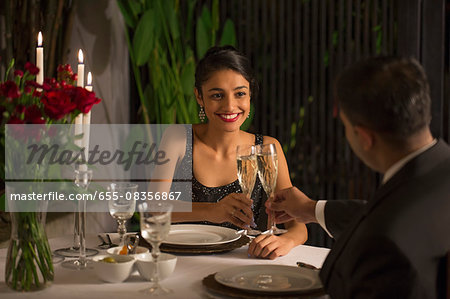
[267,56,450,298]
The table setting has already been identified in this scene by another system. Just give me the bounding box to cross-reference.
[0,228,330,299]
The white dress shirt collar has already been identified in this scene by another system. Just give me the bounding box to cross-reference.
[382,139,437,184]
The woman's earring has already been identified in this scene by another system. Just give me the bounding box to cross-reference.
[247,107,250,119]
[199,106,206,122]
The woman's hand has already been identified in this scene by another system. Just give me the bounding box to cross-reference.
[208,193,253,229]
[248,234,295,260]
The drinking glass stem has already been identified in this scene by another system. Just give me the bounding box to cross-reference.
[268,191,276,231]
[72,211,80,250]
[117,219,127,245]
[245,192,256,228]
[151,243,161,285]
[78,199,87,267]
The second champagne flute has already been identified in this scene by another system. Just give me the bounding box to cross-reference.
[256,143,287,235]
[108,183,138,246]
[236,144,260,235]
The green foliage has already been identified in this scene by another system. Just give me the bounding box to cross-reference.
[117,0,237,125]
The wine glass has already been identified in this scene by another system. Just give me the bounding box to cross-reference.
[62,168,94,270]
[255,144,287,235]
[139,202,173,295]
[236,144,260,235]
[108,183,138,246]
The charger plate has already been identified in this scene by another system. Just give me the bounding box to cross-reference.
[139,233,250,254]
[214,265,323,295]
[203,272,325,298]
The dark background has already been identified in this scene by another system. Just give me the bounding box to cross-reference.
[188,0,450,247]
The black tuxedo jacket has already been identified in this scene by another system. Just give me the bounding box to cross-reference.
[319,140,450,299]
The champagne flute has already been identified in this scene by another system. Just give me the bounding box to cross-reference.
[139,202,173,295]
[256,143,287,234]
[108,183,138,247]
[236,144,260,235]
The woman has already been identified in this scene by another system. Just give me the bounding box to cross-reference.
[156,46,307,259]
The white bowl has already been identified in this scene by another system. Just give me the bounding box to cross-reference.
[92,254,135,283]
[106,246,149,256]
[136,253,177,281]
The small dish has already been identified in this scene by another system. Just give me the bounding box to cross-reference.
[92,254,135,283]
[106,246,149,256]
[135,253,177,281]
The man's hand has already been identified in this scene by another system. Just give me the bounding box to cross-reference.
[266,187,317,224]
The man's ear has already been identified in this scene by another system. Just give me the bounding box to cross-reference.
[354,126,374,150]
[194,88,203,106]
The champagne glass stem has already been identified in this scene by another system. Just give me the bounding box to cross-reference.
[267,191,275,232]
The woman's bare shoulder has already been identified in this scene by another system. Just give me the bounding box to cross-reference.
[261,135,281,146]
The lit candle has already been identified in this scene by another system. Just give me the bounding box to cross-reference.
[36,32,44,85]
[74,50,85,149]
[77,49,85,87]
[85,72,93,92]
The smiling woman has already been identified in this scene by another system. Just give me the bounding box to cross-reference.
[195,68,251,131]
[155,46,308,260]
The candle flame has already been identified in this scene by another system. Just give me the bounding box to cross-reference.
[78,49,84,63]
[38,32,43,47]
[87,72,92,85]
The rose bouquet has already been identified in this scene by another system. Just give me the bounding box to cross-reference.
[1,60,101,291]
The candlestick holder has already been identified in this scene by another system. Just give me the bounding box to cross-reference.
[61,167,94,270]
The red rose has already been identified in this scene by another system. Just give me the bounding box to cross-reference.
[25,62,40,75]
[14,70,24,77]
[42,90,77,120]
[64,64,73,73]
[0,81,20,98]
[25,105,45,124]
[71,86,101,113]
[57,64,73,75]
[57,64,75,83]
[42,82,53,91]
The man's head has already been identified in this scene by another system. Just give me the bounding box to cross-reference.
[334,56,432,171]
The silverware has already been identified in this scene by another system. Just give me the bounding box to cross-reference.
[297,261,321,270]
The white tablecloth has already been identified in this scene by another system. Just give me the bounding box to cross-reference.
[0,235,330,299]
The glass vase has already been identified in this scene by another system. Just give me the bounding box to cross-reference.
[5,211,54,291]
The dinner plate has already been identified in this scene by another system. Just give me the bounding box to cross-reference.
[163,224,240,246]
[214,265,322,294]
